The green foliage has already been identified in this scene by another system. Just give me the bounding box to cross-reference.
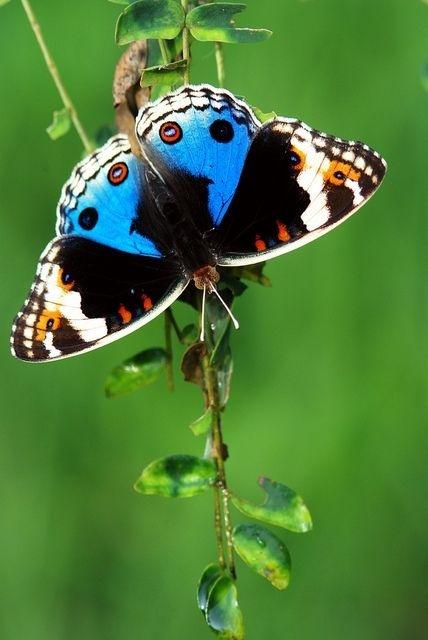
[186,3,272,44]
[115,0,185,45]
[134,454,217,497]
[204,574,245,639]
[105,348,168,398]
[422,60,428,91]
[189,408,213,436]
[252,106,277,123]
[0,0,11,7]
[231,476,313,533]
[197,564,223,614]
[141,59,188,87]
[233,524,291,590]
[46,108,71,141]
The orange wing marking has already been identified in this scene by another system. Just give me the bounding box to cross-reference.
[276,220,291,242]
[118,304,132,324]
[36,309,62,341]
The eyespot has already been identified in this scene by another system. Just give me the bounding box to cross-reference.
[334,171,346,181]
[46,318,55,330]
[159,121,183,145]
[108,162,128,185]
[288,151,301,165]
[209,119,234,143]
[78,207,98,230]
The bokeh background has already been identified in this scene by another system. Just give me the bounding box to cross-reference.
[1,0,427,638]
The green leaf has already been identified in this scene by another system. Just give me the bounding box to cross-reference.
[108,0,131,4]
[181,323,199,346]
[134,454,216,497]
[205,575,245,639]
[197,564,223,614]
[233,524,291,590]
[187,3,272,44]
[189,408,212,436]
[141,59,187,87]
[105,348,167,398]
[229,262,271,287]
[252,106,277,123]
[115,0,185,45]
[231,476,313,533]
[219,276,248,298]
[46,108,71,141]
[0,0,11,6]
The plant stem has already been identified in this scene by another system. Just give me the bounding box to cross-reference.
[158,39,170,66]
[214,42,226,87]
[181,0,190,84]
[164,311,174,392]
[203,354,236,579]
[20,0,93,154]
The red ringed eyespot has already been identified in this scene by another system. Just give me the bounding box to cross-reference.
[108,162,128,185]
[159,121,183,145]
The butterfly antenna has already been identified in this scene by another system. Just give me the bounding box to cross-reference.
[200,284,207,342]
[210,284,240,331]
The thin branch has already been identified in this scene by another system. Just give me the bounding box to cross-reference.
[181,0,190,84]
[20,0,93,154]
[214,42,226,87]
[164,312,174,392]
[203,354,236,579]
[158,39,170,65]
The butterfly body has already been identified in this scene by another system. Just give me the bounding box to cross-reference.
[11,84,386,362]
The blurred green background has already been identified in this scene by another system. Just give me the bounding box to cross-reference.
[1,0,427,638]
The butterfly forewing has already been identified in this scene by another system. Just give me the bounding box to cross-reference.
[216,118,387,265]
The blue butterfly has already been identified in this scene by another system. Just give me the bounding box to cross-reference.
[11,85,386,361]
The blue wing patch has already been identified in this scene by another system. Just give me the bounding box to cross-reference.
[135,85,260,226]
[57,134,161,258]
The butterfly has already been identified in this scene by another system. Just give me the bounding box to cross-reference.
[11,84,387,362]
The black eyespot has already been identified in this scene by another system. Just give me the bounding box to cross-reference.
[78,207,98,230]
[61,271,73,285]
[209,119,234,143]
[46,318,54,330]
[288,152,300,165]
[334,171,346,181]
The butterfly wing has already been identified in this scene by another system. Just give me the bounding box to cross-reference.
[58,133,161,258]
[12,135,187,362]
[11,236,187,361]
[215,118,387,266]
[135,84,260,227]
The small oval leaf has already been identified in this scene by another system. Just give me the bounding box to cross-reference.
[231,476,313,533]
[134,454,216,498]
[187,3,272,44]
[205,575,245,639]
[197,564,223,614]
[190,408,212,436]
[105,348,167,398]
[252,106,277,123]
[115,0,185,45]
[181,323,199,346]
[46,108,71,141]
[233,523,291,590]
[141,59,188,87]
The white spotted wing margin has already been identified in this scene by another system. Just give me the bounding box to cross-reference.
[216,117,387,266]
[10,237,188,362]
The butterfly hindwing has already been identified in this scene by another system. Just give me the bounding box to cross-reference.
[215,118,387,265]
[11,236,187,361]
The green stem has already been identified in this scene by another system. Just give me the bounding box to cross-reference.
[181,0,190,84]
[20,0,93,154]
[164,311,174,392]
[214,42,226,87]
[158,39,170,66]
[203,354,236,579]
